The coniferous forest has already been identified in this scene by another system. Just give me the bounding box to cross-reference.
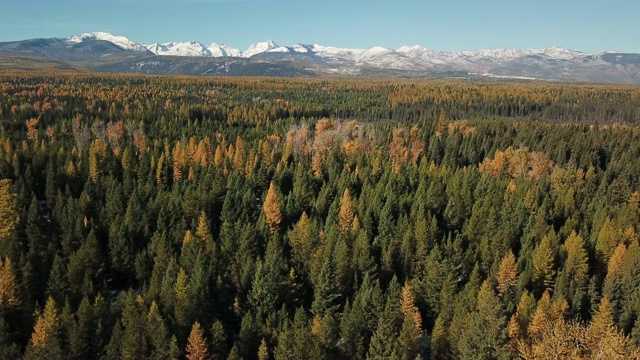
[1,73,640,359]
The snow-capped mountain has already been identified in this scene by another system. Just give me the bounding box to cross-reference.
[66,32,148,52]
[145,41,212,57]
[458,46,586,61]
[243,40,280,58]
[2,32,639,83]
[208,43,242,57]
[61,32,595,64]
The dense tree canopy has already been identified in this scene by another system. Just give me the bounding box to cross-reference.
[0,72,639,358]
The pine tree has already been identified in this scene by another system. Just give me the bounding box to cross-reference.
[68,296,94,360]
[0,317,19,359]
[288,211,315,266]
[457,281,508,360]
[186,322,208,360]
[120,294,149,359]
[174,268,191,327]
[67,229,103,295]
[398,313,423,360]
[339,300,367,360]
[430,315,448,360]
[210,320,228,359]
[238,312,260,359]
[0,179,19,257]
[367,307,400,360]
[147,301,172,360]
[368,278,402,360]
[248,260,278,319]
[557,231,589,315]
[227,344,240,360]
[311,255,341,318]
[311,312,338,357]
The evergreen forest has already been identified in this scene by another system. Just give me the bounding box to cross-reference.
[0,73,640,359]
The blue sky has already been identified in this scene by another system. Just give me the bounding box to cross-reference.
[1,0,638,53]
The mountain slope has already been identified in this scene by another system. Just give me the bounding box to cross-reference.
[145,41,212,57]
[1,32,640,83]
[67,32,149,52]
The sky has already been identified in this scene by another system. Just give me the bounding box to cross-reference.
[0,0,638,53]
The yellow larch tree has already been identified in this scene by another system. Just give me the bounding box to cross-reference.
[258,338,269,360]
[186,322,208,360]
[213,144,224,167]
[586,296,638,359]
[338,188,355,234]
[263,182,282,235]
[172,141,185,181]
[0,257,19,309]
[605,243,627,284]
[496,251,518,296]
[233,136,245,172]
[311,152,323,178]
[596,217,620,267]
[26,296,61,359]
[532,234,556,294]
[195,211,213,245]
[400,283,422,331]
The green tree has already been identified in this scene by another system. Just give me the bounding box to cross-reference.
[311,255,341,318]
[67,296,94,360]
[456,281,509,359]
[0,179,19,257]
[556,231,590,316]
[147,301,173,360]
[120,294,149,359]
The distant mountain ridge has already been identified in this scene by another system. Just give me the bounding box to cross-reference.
[1,32,639,83]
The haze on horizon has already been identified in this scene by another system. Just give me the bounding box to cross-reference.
[1,0,638,54]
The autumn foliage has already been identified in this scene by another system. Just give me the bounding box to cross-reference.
[0,73,639,359]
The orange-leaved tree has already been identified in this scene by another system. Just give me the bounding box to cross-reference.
[263,182,282,235]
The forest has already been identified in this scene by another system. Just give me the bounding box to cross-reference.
[0,72,640,359]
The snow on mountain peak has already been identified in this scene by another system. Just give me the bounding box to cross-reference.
[292,44,312,53]
[539,46,584,59]
[145,41,211,57]
[67,32,147,52]
[397,45,427,53]
[208,43,242,57]
[62,32,607,70]
[243,40,279,58]
[458,46,585,61]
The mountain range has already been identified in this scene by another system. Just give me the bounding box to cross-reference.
[1,32,639,83]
